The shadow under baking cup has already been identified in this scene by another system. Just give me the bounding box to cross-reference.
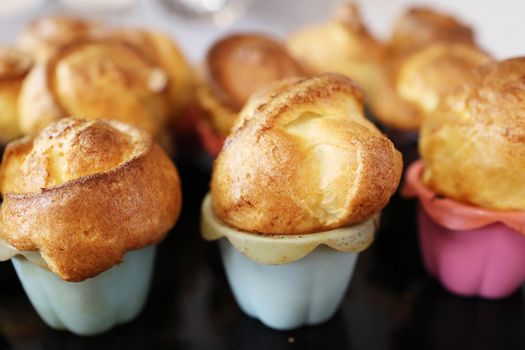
[12,245,157,336]
[391,279,525,350]
[230,309,352,350]
[404,161,525,299]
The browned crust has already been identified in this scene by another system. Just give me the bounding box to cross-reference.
[0,120,181,282]
[211,73,402,235]
[0,46,32,82]
[18,38,171,137]
[389,7,475,54]
[16,15,103,63]
[420,57,525,210]
[286,3,385,99]
[0,47,31,143]
[370,42,492,130]
[98,28,194,120]
[205,33,306,112]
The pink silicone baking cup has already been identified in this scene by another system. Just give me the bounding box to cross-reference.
[404,160,525,299]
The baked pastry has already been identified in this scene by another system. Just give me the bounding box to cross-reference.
[389,6,475,55]
[286,3,384,101]
[0,46,32,144]
[18,39,171,140]
[420,57,525,210]
[371,42,492,130]
[366,6,486,131]
[404,57,525,299]
[100,28,194,122]
[202,73,401,329]
[16,15,103,63]
[0,117,181,334]
[17,15,193,121]
[196,33,305,140]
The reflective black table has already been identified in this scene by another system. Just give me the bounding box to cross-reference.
[0,154,523,350]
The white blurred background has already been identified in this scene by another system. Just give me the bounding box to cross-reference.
[0,0,523,62]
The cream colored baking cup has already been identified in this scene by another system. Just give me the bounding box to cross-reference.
[0,239,49,270]
[201,193,379,265]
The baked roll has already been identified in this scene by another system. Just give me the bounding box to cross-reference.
[0,46,32,144]
[202,73,401,329]
[286,3,384,100]
[196,33,306,136]
[211,73,402,234]
[18,39,171,139]
[389,7,475,54]
[100,28,194,121]
[0,117,181,335]
[405,57,525,299]
[368,6,490,131]
[371,42,492,130]
[420,57,525,210]
[16,15,103,63]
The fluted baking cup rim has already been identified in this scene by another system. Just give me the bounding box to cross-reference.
[0,239,49,270]
[403,160,525,234]
[201,193,378,265]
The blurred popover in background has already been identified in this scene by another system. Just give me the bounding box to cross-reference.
[0,46,32,144]
[195,33,306,139]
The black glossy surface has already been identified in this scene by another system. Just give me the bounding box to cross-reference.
[0,156,524,350]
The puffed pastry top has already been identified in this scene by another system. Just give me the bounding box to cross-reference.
[197,33,305,136]
[18,39,171,137]
[211,73,402,235]
[420,57,525,211]
[100,28,194,120]
[371,42,492,130]
[0,46,32,143]
[16,16,103,63]
[286,3,384,100]
[389,7,475,54]
[0,118,181,281]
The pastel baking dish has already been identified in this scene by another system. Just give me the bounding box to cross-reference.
[201,194,378,330]
[404,160,525,299]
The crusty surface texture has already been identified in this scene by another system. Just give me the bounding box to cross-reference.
[286,3,384,100]
[18,39,171,137]
[211,73,402,235]
[0,46,32,143]
[16,16,103,63]
[397,43,492,115]
[420,57,525,211]
[0,118,181,281]
[371,42,492,130]
[389,7,475,54]
[197,33,305,135]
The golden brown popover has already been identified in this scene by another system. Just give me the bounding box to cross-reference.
[18,39,171,138]
[100,28,193,122]
[286,3,384,101]
[196,33,306,136]
[420,57,525,211]
[16,15,103,63]
[0,47,32,144]
[211,73,402,235]
[371,42,492,130]
[0,118,181,282]
[389,7,475,54]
